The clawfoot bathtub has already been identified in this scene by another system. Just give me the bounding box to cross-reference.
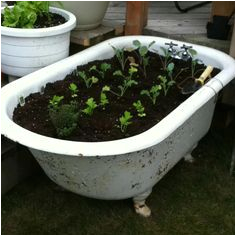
[1,36,235,217]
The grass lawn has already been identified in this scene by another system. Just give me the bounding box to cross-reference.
[1,105,235,235]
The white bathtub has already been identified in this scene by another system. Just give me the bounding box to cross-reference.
[1,36,235,217]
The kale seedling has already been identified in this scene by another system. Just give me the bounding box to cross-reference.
[133,40,155,77]
[78,71,98,88]
[111,45,132,71]
[89,63,111,79]
[118,111,133,133]
[133,100,146,117]
[69,83,78,98]
[159,47,173,71]
[158,75,175,96]
[82,97,98,116]
[141,85,162,105]
[188,48,203,78]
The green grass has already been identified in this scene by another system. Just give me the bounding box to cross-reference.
[1,118,234,235]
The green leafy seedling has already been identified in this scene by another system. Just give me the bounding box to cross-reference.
[2,1,51,28]
[118,111,133,133]
[133,100,146,117]
[49,95,64,109]
[133,40,155,77]
[82,97,98,116]
[141,85,162,105]
[89,63,111,79]
[111,45,132,71]
[100,91,109,109]
[158,75,175,96]
[78,71,98,88]
[49,102,79,138]
[69,83,78,98]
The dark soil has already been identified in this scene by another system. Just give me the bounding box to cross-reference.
[33,12,66,28]
[13,50,220,142]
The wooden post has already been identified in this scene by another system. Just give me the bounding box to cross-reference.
[125,1,149,35]
[211,1,235,20]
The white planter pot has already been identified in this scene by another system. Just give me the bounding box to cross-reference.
[1,36,235,217]
[1,6,76,78]
[61,1,109,30]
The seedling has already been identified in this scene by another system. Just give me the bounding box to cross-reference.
[48,95,64,109]
[141,85,162,105]
[111,45,131,71]
[69,83,78,98]
[89,63,111,79]
[49,102,79,138]
[159,47,173,71]
[133,100,146,117]
[111,65,138,97]
[158,75,175,96]
[100,91,109,109]
[118,111,133,133]
[188,48,203,78]
[78,71,98,88]
[166,62,175,79]
[82,97,98,116]
[133,40,155,77]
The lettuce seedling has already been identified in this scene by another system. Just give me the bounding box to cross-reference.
[141,85,162,105]
[78,71,98,88]
[2,1,51,28]
[133,100,146,117]
[118,111,133,133]
[82,98,98,116]
[89,63,111,79]
[69,83,78,98]
[158,75,175,96]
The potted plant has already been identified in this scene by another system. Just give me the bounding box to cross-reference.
[1,1,76,80]
[1,36,235,217]
[60,1,109,30]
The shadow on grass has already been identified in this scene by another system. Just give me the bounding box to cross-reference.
[1,110,235,235]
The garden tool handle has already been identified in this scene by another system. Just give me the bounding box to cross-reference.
[195,65,213,85]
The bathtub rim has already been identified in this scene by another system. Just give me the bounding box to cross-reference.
[1,35,235,157]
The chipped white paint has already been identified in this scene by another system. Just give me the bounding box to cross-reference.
[1,6,76,77]
[1,36,235,217]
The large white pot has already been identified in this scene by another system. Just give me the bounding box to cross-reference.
[1,6,76,77]
[1,36,235,217]
[61,1,109,30]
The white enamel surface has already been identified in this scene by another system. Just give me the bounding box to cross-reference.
[1,36,235,158]
[1,7,76,77]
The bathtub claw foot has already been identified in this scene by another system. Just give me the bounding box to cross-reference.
[134,200,151,217]
[133,188,152,217]
[184,153,195,163]
[184,143,198,163]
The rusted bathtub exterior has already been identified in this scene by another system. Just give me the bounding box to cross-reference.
[1,36,235,215]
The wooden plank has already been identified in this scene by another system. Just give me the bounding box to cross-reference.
[70,25,115,47]
[125,1,149,35]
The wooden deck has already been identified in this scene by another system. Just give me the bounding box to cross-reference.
[103,1,231,52]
